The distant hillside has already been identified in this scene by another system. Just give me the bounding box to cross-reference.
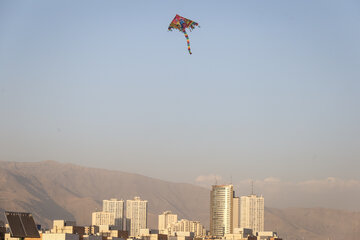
[265,207,360,240]
[1,161,360,240]
[0,161,209,228]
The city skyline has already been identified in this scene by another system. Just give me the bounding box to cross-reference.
[52,192,262,233]
[0,186,274,240]
[0,160,359,240]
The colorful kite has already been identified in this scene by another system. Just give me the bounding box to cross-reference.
[168,14,199,55]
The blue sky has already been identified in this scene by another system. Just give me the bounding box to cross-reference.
[1,0,359,184]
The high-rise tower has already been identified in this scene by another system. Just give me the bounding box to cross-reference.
[103,198,124,229]
[240,194,264,233]
[126,197,147,237]
[210,184,233,237]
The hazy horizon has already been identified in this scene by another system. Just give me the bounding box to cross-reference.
[2,159,360,212]
[1,0,359,200]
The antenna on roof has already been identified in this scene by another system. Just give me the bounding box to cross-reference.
[230,175,232,184]
[215,176,218,185]
[251,180,254,195]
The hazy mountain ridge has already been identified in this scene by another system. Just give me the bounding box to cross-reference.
[265,207,360,240]
[1,161,360,240]
[0,160,209,228]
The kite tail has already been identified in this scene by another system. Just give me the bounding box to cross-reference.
[184,32,192,55]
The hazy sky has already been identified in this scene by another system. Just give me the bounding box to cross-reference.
[1,0,359,185]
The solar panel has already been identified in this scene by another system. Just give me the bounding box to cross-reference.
[5,212,40,238]
[20,213,40,238]
[5,213,26,237]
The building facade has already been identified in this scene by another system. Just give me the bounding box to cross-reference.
[232,197,240,231]
[42,233,79,240]
[91,212,115,226]
[169,219,206,237]
[103,199,125,230]
[240,195,264,233]
[126,197,148,237]
[210,184,234,237]
[158,211,178,234]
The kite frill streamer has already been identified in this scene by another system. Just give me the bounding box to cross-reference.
[188,22,199,31]
[168,14,199,54]
[184,32,192,54]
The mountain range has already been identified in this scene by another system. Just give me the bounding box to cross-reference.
[0,161,359,240]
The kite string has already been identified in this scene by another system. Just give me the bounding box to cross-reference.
[184,31,192,55]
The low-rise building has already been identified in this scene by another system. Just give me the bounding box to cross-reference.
[4,233,43,240]
[5,233,20,240]
[139,229,166,240]
[256,232,278,240]
[228,228,253,239]
[83,236,102,240]
[92,213,115,226]
[224,233,247,240]
[50,220,84,237]
[169,220,205,237]
[84,226,99,235]
[42,233,79,240]
[168,236,192,240]
[101,230,128,239]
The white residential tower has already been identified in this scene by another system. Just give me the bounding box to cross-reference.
[240,194,264,233]
[126,197,148,237]
[103,198,125,229]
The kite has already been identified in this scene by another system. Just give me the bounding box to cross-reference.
[168,14,199,55]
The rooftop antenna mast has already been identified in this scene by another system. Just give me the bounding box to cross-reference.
[251,180,254,195]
